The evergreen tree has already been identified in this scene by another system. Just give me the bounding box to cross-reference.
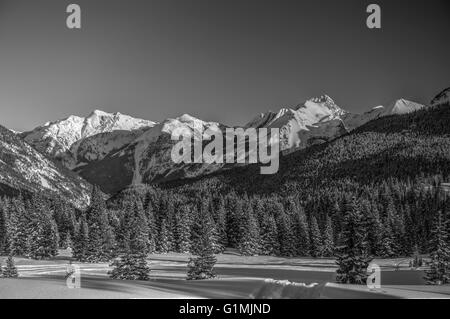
[109,201,151,281]
[424,211,450,285]
[7,197,29,256]
[2,255,18,278]
[175,205,192,253]
[157,219,170,253]
[309,215,322,258]
[293,210,310,256]
[379,220,396,258]
[187,212,217,280]
[335,198,371,284]
[237,202,260,256]
[259,214,279,255]
[276,212,295,257]
[0,200,8,255]
[214,198,228,252]
[147,206,157,253]
[321,216,334,257]
[72,214,89,261]
[27,194,59,260]
[85,187,115,262]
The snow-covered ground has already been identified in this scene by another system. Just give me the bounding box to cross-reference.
[0,251,449,299]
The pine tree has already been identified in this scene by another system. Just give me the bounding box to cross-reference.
[321,216,334,257]
[72,214,89,261]
[293,210,310,257]
[27,194,59,260]
[214,198,228,252]
[0,200,9,255]
[277,212,295,257]
[85,186,114,262]
[335,198,371,284]
[309,215,322,258]
[363,200,382,256]
[2,255,18,278]
[379,220,396,258]
[7,197,29,256]
[147,206,157,254]
[424,211,450,285]
[187,212,217,280]
[237,202,260,256]
[259,214,279,255]
[157,219,170,253]
[109,201,151,281]
[175,205,192,253]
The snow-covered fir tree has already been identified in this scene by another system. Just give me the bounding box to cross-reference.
[109,200,151,281]
[2,255,18,278]
[293,209,310,257]
[259,213,279,256]
[187,210,217,280]
[0,199,9,255]
[309,215,322,258]
[425,211,450,285]
[237,201,260,256]
[321,215,334,257]
[7,197,29,256]
[84,186,115,262]
[72,214,89,261]
[335,198,371,284]
[27,194,59,260]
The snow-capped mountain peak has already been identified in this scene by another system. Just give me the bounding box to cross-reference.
[22,110,157,158]
[388,98,426,115]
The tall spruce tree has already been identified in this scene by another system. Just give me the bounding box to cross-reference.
[0,200,8,255]
[424,211,450,285]
[293,210,310,256]
[277,212,295,257]
[7,197,29,256]
[259,213,279,256]
[72,214,89,261]
[379,220,396,258]
[321,215,334,257]
[309,215,322,258]
[175,205,192,253]
[109,200,151,281]
[28,194,59,260]
[237,202,260,256]
[146,206,157,253]
[335,198,371,284]
[85,186,114,262]
[187,210,217,280]
[157,219,170,253]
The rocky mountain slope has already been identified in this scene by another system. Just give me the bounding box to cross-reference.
[21,110,156,164]
[0,124,91,208]
[431,87,450,107]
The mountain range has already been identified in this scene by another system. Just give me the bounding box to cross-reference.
[1,87,449,206]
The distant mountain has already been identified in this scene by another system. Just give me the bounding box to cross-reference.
[0,124,91,208]
[75,114,227,194]
[17,94,431,195]
[246,95,427,153]
[246,95,348,151]
[21,110,157,162]
[159,100,450,199]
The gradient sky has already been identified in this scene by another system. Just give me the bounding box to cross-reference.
[0,0,449,131]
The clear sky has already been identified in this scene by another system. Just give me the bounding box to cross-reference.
[0,0,449,131]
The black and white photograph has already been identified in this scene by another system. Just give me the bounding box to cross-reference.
[0,0,450,304]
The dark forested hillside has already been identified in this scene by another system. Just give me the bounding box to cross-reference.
[107,103,450,259]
